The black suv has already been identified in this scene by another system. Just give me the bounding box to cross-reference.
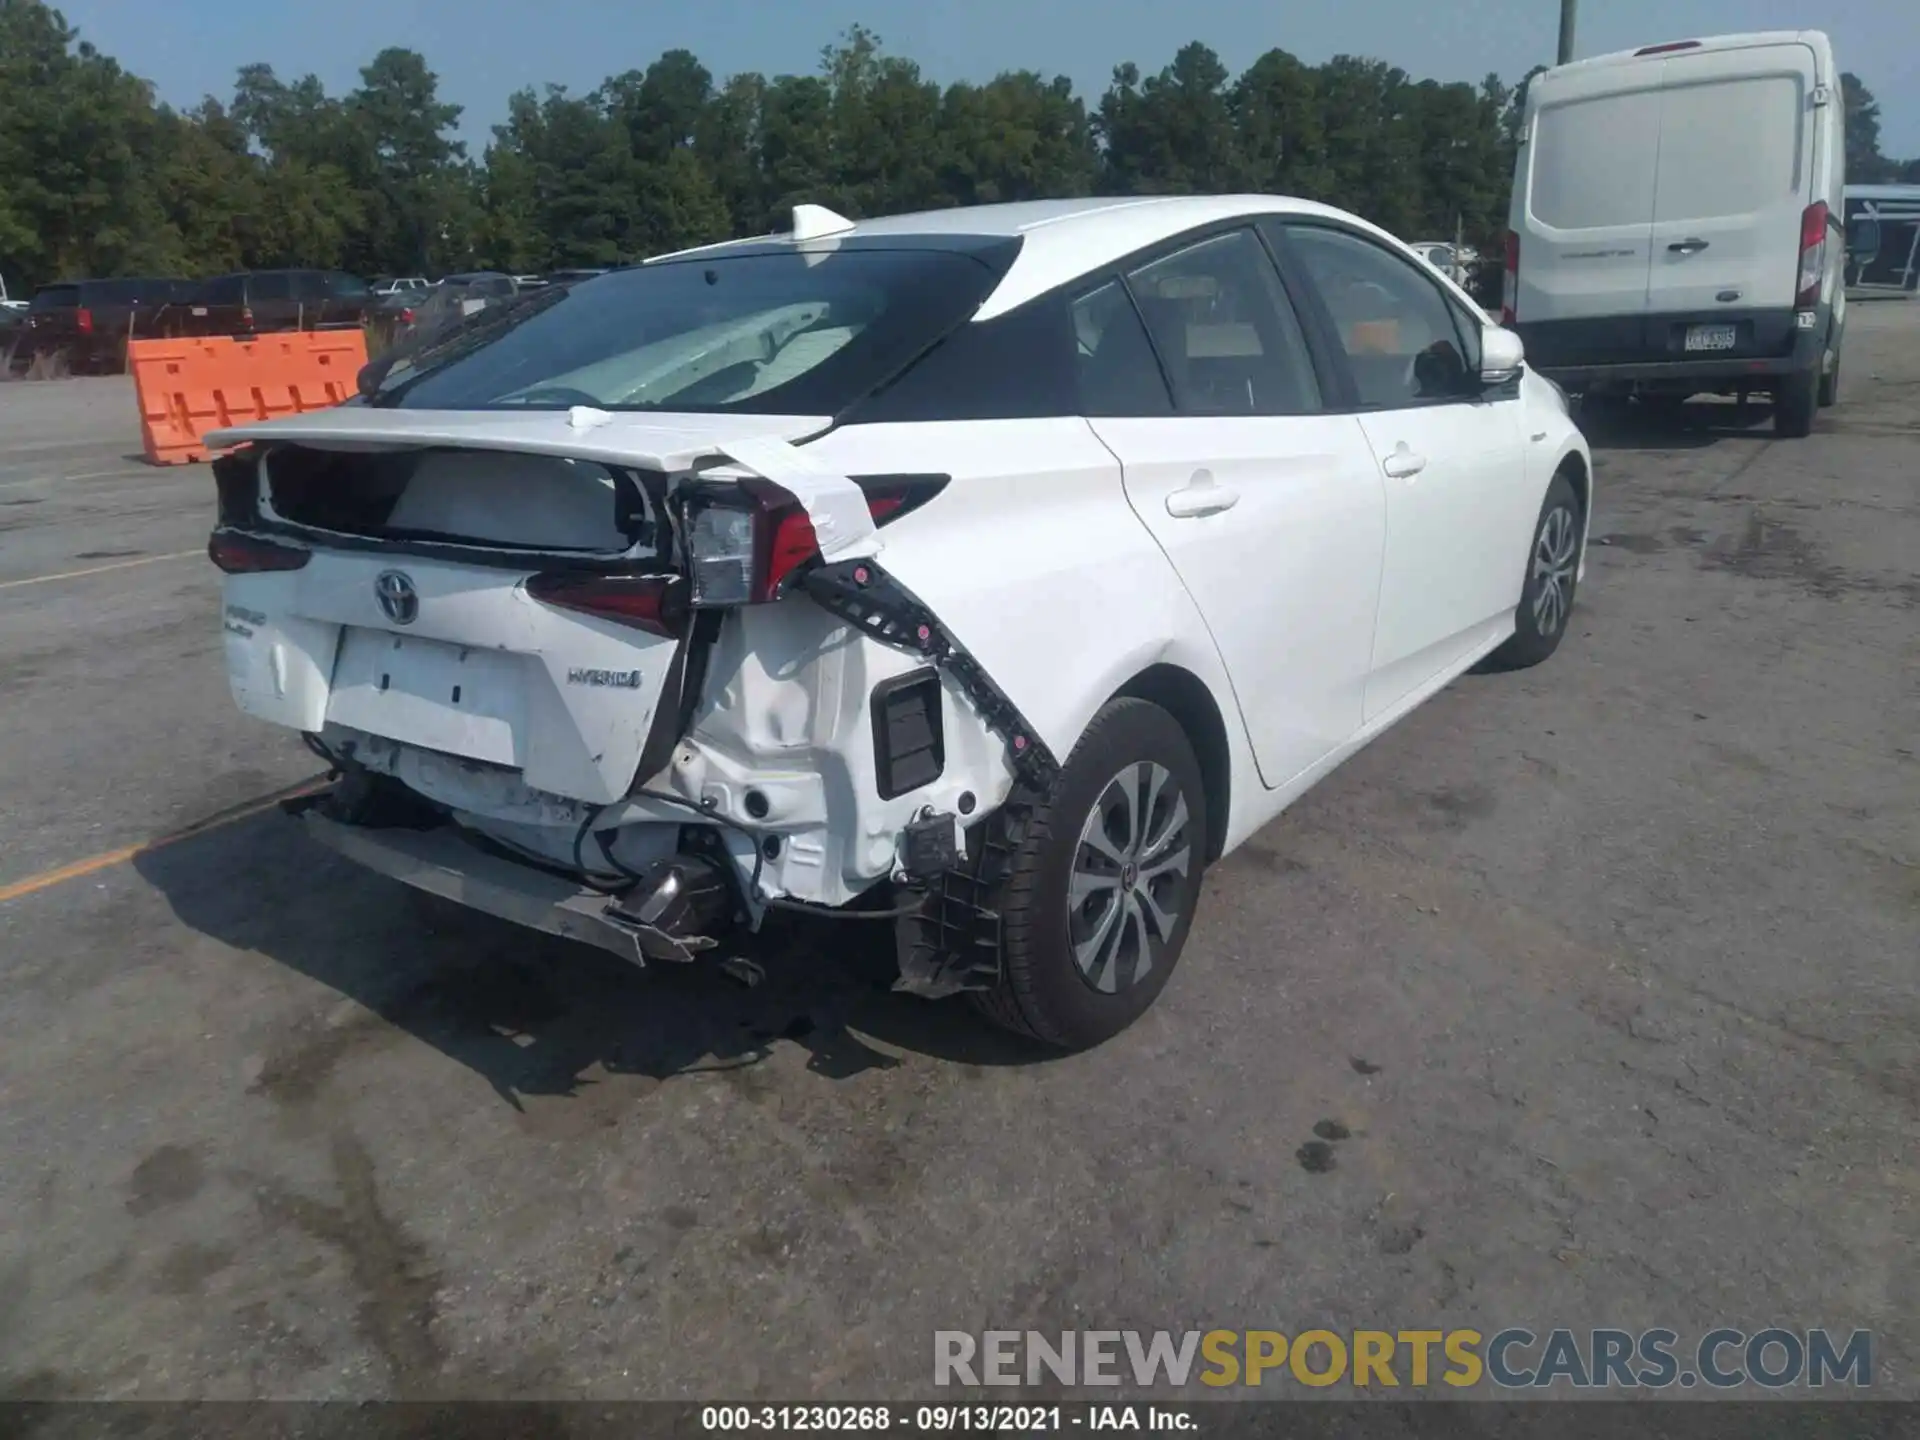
[23,277,195,373]
[168,270,376,338]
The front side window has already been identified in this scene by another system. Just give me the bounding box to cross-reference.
[1123,228,1321,416]
[379,247,1008,413]
[1283,225,1480,408]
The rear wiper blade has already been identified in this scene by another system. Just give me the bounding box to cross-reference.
[361,286,573,404]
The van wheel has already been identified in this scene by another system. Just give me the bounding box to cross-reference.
[1479,473,1581,673]
[973,699,1208,1050]
[1775,368,1818,438]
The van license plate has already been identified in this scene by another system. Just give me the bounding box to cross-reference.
[1684,324,1737,352]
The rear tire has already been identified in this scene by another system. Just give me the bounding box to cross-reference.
[1775,367,1818,438]
[1480,472,1581,673]
[972,699,1208,1050]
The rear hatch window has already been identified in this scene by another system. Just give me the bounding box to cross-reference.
[1650,73,1806,224]
[30,285,80,311]
[373,243,1015,415]
[1530,90,1662,231]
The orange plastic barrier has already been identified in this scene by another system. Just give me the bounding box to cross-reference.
[129,331,367,465]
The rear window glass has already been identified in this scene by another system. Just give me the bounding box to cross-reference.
[1530,89,1662,231]
[380,246,1010,414]
[30,285,80,310]
[328,272,372,299]
[1652,74,1805,222]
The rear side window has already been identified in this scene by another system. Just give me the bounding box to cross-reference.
[251,273,294,302]
[1530,90,1662,231]
[1071,281,1172,416]
[200,276,245,305]
[1652,74,1806,222]
[1124,228,1320,416]
[30,285,80,310]
[292,272,331,302]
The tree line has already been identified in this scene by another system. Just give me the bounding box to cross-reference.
[2,0,1915,290]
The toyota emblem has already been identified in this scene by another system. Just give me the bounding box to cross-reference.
[374,570,419,625]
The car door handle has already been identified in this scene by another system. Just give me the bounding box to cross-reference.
[1165,473,1240,518]
[1381,448,1427,479]
[1668,238,1710,254]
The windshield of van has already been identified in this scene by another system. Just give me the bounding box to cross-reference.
[377,247,1005,413]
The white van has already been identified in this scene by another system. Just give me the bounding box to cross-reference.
[1504,31,1847,436]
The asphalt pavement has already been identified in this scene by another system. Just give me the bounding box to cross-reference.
[0,308,1915,1401]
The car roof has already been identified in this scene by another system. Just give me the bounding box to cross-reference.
[651,194,1391,321]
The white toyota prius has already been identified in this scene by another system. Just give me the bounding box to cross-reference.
[205,195,1592,1050]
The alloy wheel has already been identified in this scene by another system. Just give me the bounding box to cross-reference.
[1531,504,1578,637]
[1067,761,1194,994]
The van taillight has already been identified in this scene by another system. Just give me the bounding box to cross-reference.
[682,477,946,608]
[525,572,686,637]
[1796,201,1829,312]
[208,530,311,573]
[1501,230,1520,325]
[75,307,94,334]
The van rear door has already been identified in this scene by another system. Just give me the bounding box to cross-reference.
[1644,43,1819,340]
[1514,66,1665,366]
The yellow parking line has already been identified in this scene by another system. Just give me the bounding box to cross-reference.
[0,549,201,590]
[0,774,330,905]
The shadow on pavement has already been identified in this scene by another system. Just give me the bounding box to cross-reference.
[133,808,1059,1110]
[1579,394,1781,451]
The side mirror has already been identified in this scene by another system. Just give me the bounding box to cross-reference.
[1846,218,1881,265]
[1480,325,1525,385]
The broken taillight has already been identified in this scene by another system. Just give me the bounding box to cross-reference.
[682,477,945,608]
[208,530,311,573]
[525,572,686,637]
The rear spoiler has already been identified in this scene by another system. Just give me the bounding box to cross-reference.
[203,409,880,562]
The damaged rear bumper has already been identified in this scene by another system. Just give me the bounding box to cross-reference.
[302,809,726,967]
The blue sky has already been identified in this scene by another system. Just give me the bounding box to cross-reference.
[56,0,1920,157]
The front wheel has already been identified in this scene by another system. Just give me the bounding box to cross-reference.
[1481,472,1582,672]
[973,698,1209,1050]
